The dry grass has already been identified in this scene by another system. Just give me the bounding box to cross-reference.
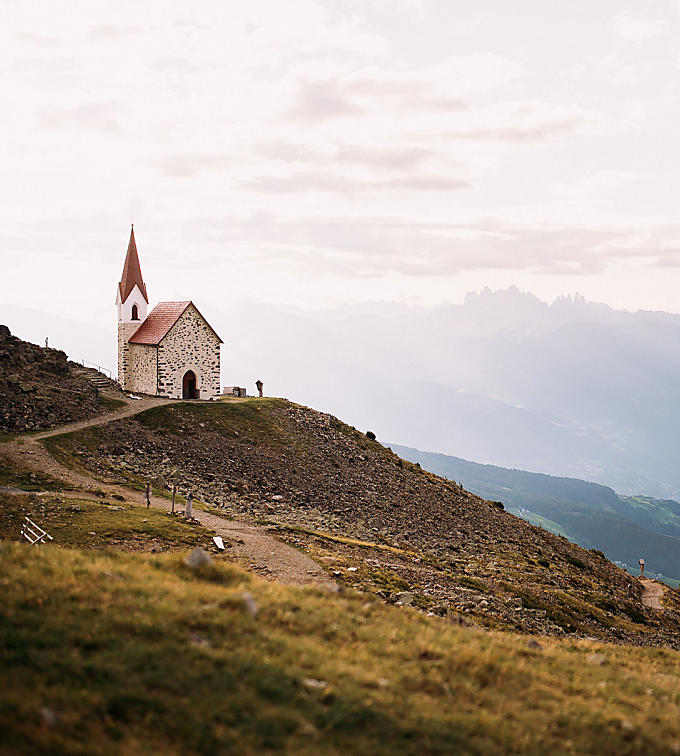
[0,492,216,553]
[2,542,680,754]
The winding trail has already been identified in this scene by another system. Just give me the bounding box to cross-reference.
[3,395,334,587]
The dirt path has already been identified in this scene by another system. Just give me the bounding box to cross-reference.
[4,398,334,587]
[30,395,171,440]
[640,578,665,609]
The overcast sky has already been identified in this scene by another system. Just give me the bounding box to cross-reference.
[3,0,680,328]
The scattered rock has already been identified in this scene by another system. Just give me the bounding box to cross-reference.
[242,591,258,618]
[0,327,120,433]
[184,548,212,568]
[315,581,340,593]
[303,678,327,690]
[587,653,607,666]
[395,592,414,606]
[188,633,211,647]
[40,707,59,727]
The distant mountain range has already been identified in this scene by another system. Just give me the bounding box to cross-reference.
[391,443,680,584]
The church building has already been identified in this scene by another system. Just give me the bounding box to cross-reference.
[116,227,222,399]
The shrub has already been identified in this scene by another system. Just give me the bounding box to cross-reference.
[459,576,488,593]
[365,430,376,440]
[565,554,587,570]
[491,500,504,510]
[590,549,605,559]
[537,558,550,568]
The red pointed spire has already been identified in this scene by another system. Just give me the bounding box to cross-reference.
[119,225,148,303]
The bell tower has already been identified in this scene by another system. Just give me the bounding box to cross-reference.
[116,225,149,387]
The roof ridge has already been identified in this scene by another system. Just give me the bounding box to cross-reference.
[128,301,223,345]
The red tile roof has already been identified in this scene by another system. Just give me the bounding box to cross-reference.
[128,301,223,345]
[119,226,148,304]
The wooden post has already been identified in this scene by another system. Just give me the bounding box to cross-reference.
[146,483,150,509]
[172,484,176,514]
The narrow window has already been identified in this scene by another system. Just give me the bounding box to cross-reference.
[131,304,139,320]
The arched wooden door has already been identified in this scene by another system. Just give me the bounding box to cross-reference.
[182,370,197,399]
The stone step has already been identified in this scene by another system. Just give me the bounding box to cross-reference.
[72,365,116,389]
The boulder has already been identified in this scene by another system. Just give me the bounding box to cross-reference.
[184,548,212,568]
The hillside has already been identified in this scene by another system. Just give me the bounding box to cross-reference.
[3,354,680,752]
[3,540,680,755]
[390,444,680,582]
[40,399,680,646]
[0,324,123,434]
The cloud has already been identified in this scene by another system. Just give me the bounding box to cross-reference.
[239,171,469,195]
[187,213,676,279]
[36,102,121,132]
[613,14,667,42]
[255,141,434,171]
[15,32,63,48]
[87,24,150,41]
[155,155,233,177]
[288,80,363,121]
[445,117,585,142]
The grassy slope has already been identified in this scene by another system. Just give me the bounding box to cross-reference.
[390,443,680,580]
[0,492,215,553]
[3,542,680,755]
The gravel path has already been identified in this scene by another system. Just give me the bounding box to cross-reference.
[4,397,334,587]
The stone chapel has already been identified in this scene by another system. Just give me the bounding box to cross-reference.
[116,226,222,399]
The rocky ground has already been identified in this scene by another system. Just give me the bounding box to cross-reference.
[0,325,123,433]
[44,398,680,647]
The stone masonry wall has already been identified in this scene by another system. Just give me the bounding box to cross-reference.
[157,305,220,399]
[126,343,158,395]
[117,322,139,389]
